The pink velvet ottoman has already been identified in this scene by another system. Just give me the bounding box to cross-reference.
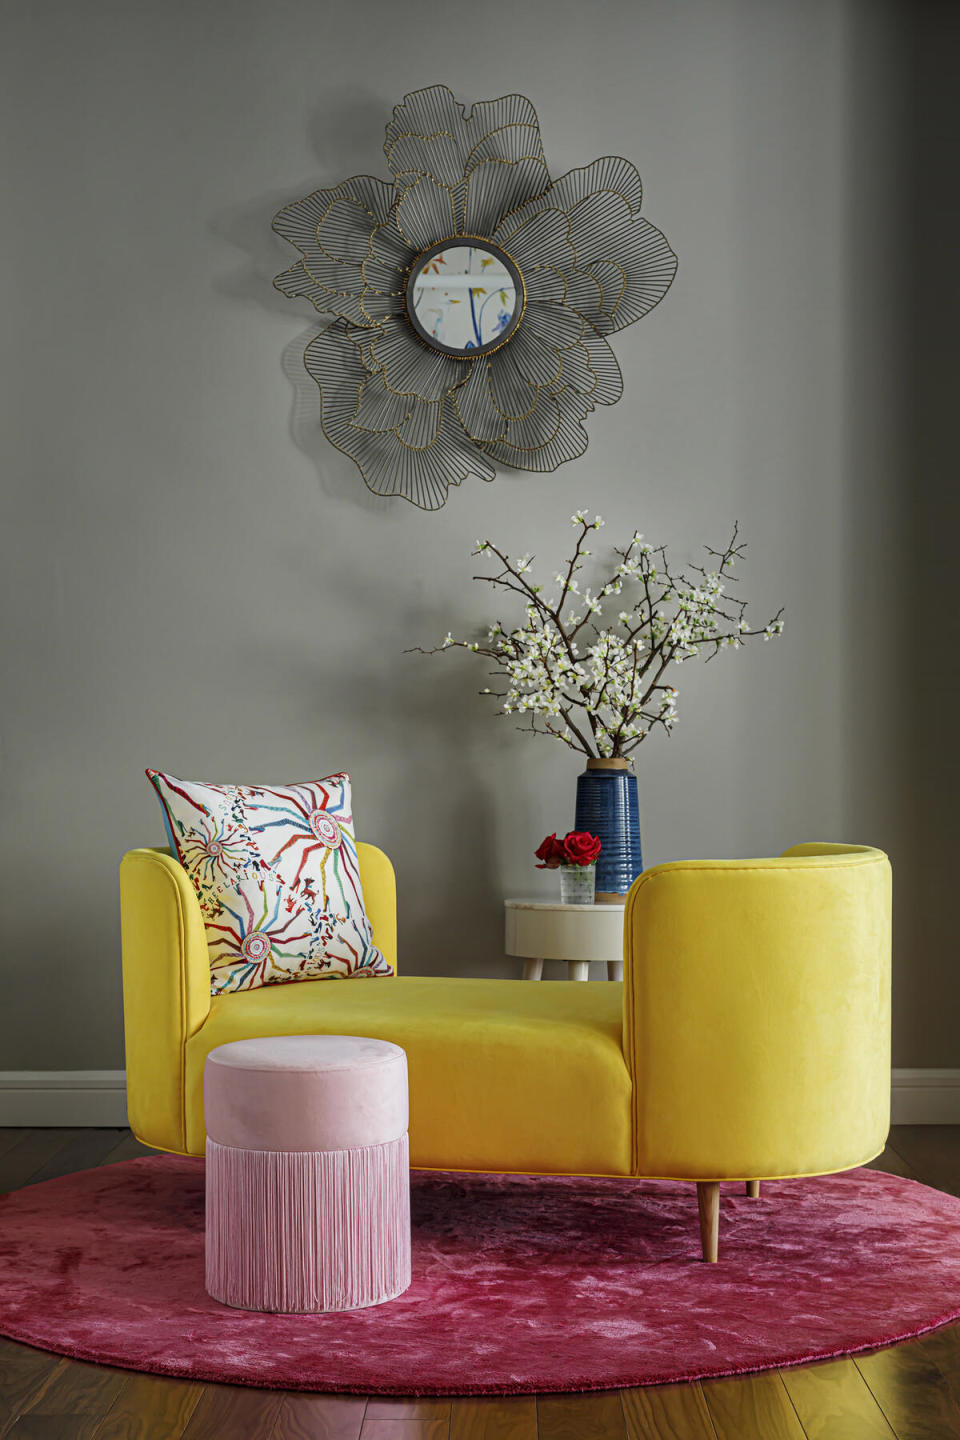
[204,1034,411,1313]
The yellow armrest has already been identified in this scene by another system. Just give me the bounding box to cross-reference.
[357,842,398,975]
[622,843,891,1181]
[120,840,398,1151]
[120,847,211,1152]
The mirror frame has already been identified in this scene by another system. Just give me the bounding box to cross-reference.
[273,85,678,509]
[404,237,526,358]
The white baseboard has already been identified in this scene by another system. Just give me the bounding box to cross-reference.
[0,1068,956,1128]
[890,1069,960,1125]
[0,1071,127,1127]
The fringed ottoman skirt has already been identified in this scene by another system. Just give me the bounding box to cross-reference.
[203,1035,411,1314]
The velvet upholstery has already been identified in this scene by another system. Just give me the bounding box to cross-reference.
[189,973,632,1175]
[120,841,891,1183]
[204,1036,409,1151]
[622,843,892,1180]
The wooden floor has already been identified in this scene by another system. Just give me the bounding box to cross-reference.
[1,1128,959,1438]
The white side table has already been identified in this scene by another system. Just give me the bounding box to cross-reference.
[504,899,625,982]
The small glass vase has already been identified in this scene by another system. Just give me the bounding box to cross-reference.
[560,864,596,905]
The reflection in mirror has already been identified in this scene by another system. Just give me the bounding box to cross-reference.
[405,241,524,357]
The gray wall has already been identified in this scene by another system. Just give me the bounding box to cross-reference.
[1,0,952,1070]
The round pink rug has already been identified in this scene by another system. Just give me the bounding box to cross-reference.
[1,1156,959,1394]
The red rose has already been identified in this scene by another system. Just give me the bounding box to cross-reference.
[535,833,567,869]
[562,830,602,867]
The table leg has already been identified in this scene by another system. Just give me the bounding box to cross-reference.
[569,961,590,982]
[607,961,623,982]
[523,957,544,981]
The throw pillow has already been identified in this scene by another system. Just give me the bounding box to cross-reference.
[146,769,393,995]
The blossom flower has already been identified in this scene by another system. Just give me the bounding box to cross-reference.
[414,514,784,758]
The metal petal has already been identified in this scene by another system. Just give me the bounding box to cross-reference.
[522,299,584,351]
[369,222,415,270]
[384,88,548,194]
[463,157,551,238]
[348,376,442,449]
[362,255,408,295]
[337,176,396,225]
[297,248,364,299]
[349,375,414,433]
[395,174,459,251]
[305,320,493,510]
[601,218,678,330]
[454,360,509,443]
[358,288,406,324]
[273,178,386,322]
[487,346,539,421]
[548,334,623,406]
[494,392,566,451]
[568,194,678,332]
[273,176,393,252]
[523,267,567,304]
[566,191,632,262]
[313,196,382,265]
[274,259,370,326]
[465,93,545,169]
[369,316,473,401]
[579,331,623,406]
[398,395,443,449]
[387,130,467,190]
[493,208,573,270]
[553,343,601,399]
[384,85,471,189]
[492,155,645,237]
[350,326,380,374]
[359,231,413,321]
[559,269,608,329]
[465,124,544,171]
[548,156,644,216]
[506,325,564,389]
[483,388,592,472]
[449,180,468,234]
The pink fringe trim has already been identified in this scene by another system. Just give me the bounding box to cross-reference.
[205,1134,411,1313]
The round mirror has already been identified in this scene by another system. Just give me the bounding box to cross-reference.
[405,240,524,357]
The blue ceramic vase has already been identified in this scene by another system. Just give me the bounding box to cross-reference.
[574,759,643,901]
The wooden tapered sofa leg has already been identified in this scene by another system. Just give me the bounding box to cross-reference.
[746,1181,760,1198]
[697,1182,720,1262]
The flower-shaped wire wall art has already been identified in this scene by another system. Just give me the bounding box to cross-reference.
[272,86,678,510]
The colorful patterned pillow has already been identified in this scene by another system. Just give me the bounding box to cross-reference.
[146,770,394,995]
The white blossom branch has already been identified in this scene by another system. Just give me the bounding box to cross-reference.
[409,514,784,759]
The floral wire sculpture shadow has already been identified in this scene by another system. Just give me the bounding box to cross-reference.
[412,513,784,759]
[272,86,678,510]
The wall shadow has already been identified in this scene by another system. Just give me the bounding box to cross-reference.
[209,91,406,512]
[844,0,960,1066]
[897,0,960,1067]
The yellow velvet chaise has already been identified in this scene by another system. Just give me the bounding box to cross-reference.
[120,841,891,1260]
